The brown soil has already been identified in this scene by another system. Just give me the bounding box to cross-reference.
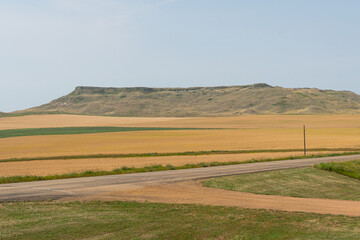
[66,181,360,217]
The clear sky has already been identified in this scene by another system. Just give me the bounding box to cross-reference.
[1,0,360,112]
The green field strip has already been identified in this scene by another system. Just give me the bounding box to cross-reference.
[0,148,359,163]
[0,126,211,139]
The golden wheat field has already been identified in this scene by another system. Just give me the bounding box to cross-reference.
[2,114,360,129]
[1,128,360,159]
[1,114,360,177]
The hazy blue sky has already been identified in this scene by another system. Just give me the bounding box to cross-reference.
[1,0,360,112]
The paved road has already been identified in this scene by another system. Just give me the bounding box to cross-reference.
[1,154,360,202]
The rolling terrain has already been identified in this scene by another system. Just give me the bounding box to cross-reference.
[15,84,360,116]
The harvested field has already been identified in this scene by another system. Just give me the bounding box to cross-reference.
[1,128,360,159]
[0,151,338,177]
[2,114,360,130]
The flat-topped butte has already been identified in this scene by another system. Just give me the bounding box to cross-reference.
[15,83,360,116]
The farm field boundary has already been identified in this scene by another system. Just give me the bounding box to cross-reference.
[1,148,359,163]
[0,151,342,177]
[2,151,360,184]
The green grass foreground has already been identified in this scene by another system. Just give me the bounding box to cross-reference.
[315,160,360,180]
[203,167,360,201]
[1,152,360,184]
[0,126,206,139]
[1,201,360,240]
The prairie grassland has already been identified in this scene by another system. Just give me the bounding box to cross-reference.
[0,151,338,177]
[3,201,360,240]
[2,114,360,130]
[1,128,360,159]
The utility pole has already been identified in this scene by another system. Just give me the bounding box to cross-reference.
[303,125,306,156]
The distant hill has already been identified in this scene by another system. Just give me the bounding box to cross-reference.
[16,84,360,116]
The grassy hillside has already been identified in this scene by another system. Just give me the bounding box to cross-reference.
[17,84,360,116]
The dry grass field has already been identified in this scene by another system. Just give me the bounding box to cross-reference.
[1,114,360,177]
[0,151,338,177]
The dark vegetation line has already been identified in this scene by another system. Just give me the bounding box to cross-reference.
[0,126,211,139]
[2,152,360,184]
[1,148,360,163]
[315,160,360,180]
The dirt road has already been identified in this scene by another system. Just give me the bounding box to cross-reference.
[1,154,359,203]
[78,180,360,216]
